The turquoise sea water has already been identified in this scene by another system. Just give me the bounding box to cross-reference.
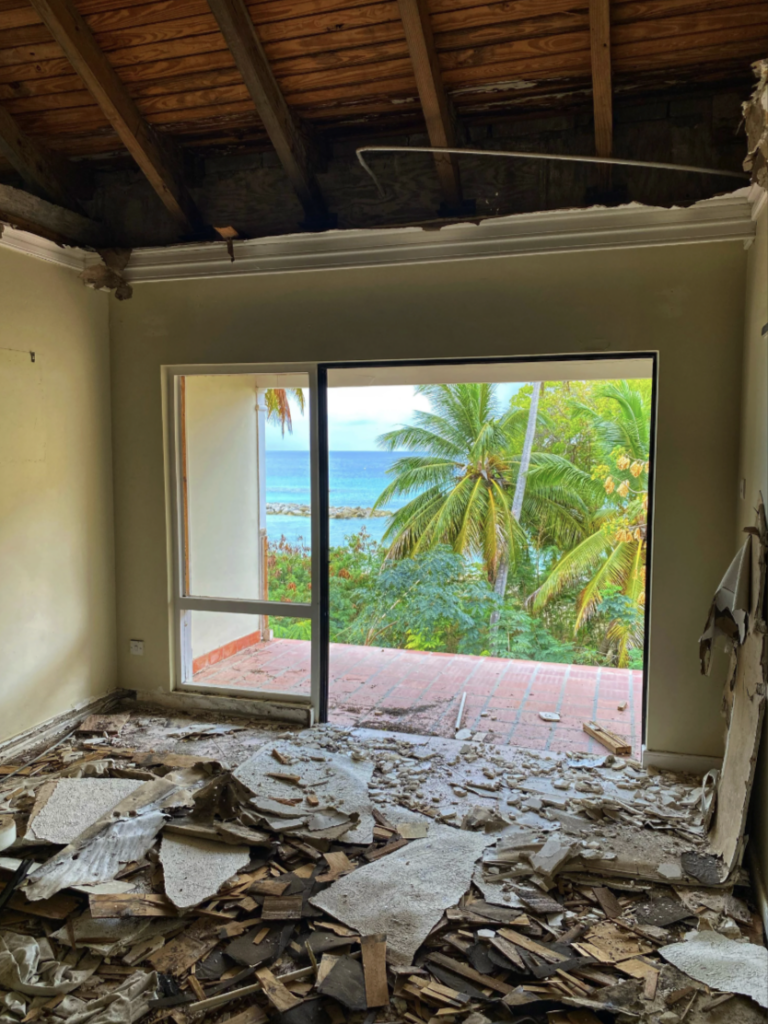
[265,450,408,548]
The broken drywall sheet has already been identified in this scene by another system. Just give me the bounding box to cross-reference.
[660,929,768,1009]
[233,741,376,844]
[699,536,752,674]
[24,773,206,902]
[310,825,492,966]
[160,834,250,909]
[471,867,524,910]
[27,778,144,845]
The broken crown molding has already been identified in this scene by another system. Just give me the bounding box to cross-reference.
[641,747,723,775]
[0,223,102,272]
[123,193,757,284]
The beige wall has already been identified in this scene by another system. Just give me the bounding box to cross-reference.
[738,199,768,891]
[0,247,116,739]
[109,240,747,756]
[185,373,261,660]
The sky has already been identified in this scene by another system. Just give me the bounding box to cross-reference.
[265,383,522,451]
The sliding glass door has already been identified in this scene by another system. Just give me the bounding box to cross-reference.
[168,364,324,722]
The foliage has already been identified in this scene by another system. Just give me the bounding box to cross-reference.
[263,387,305,436]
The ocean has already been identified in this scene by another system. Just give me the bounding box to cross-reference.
[265,450,408,548]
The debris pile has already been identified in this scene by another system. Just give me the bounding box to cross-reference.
[0,706,765,1024]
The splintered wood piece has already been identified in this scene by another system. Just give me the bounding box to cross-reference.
[267,773,302,785]
[582,722,631,756]
[77,712,130,735]
[256,967,302,1012]
[250,878,291,896]
[427,953,515,996]
[225,1006,269,1024]
[271,749,292,765]
[316,921,359,937]
[489,934,526,970]
[592,886,622,919]
[497,928,569,964]
[364,838,409,862]
[361,934,388,1007]
[150,919,220,975]
[316,851,354,883]
[89,893,177,918]
[261,895,303,920]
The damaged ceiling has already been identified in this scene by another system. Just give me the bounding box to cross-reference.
[0,0,765,253]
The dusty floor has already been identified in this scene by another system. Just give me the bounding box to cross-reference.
[192,641,645,756]
[0,701,763,1024]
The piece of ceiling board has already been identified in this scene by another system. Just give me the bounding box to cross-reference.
[588,0,613,165]
[397,0,462,210]
[160,834,251,909]
[27,0,203,234]
[206,0,329,228]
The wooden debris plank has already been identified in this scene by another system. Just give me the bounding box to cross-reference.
[223,1006,268,1024]
[361,934,388,1008]
[250,878,291,896]
[591,886,622,919]
[489,934,526,970]
[150,919,220,975]
[364,838,409,861]
[255,967,302,1012]
[582,722,631,756]
[497,927,570,964]
[261,894,303,920]
[427,953,515,996]
[90,893,177,918]
[317,850,355,883]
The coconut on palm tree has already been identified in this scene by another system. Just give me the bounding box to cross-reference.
[527,380,651,666]
[373,383,527,587]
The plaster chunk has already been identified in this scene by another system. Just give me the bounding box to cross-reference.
[28,779,145,845]
[659,929,768,1009]
[160,835,250,909]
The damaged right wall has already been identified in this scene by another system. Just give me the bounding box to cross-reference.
[739,192,768,900]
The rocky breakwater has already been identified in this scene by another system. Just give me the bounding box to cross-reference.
[266,502,390,519]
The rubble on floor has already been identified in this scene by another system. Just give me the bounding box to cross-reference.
[0,705,764,1024]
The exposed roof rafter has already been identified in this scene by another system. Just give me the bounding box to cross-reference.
[589,0,614,167]
[0,182,108,248]
[397,0,463,212]
[28,0,203,235]
[0,103,85,213]
[207,0,330,229]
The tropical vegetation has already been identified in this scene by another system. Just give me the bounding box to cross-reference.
[269,379,651,669]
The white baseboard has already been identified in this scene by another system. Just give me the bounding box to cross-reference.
[131,688,312,726]
[0,689,131,762]
[641,747,723,775]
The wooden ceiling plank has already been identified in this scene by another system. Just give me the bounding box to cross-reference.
[207,0,329,225]
[28,0,203,232]
[0,101,85,208]
[588,0,612,166]
[397,0,461,207]
[0,180,108,246]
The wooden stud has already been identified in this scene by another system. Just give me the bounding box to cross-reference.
[0,103,84,211]
[27,0,202,234]
[0,181,108,247]
[588,0,613,185]
[361,934,388,1007]
[206,0,329,227]
[396,0,462,210]
[582,721,631,756]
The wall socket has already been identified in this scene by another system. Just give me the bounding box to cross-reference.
[129,639,144,656]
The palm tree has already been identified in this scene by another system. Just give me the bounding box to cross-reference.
[374,383,526,586]
[263,388,305,435]
[527,381,650,666]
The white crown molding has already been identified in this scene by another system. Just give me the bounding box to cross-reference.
[1,190,759,282]
[123,192,758,284]
[0,224,102,271]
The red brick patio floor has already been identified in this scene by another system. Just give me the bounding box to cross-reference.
[192,640,644,756]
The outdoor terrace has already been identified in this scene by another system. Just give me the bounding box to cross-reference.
[192,640,643,756]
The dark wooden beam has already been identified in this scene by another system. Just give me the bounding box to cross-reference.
[0,182,108,248]
[207,0,329,228]
[588,0,613,164]
[396,0,462,210]
[0,104,86,212]
[27,0,202,235]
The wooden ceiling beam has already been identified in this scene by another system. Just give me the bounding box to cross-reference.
[0,102,84,211]
[396,0,462,211]
[27,0,203,235]
[207,0,330,228]
[589,0,613,162]
[0,181,108,247]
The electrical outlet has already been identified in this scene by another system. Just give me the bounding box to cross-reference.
[129,639,144,656]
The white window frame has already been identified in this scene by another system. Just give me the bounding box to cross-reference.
[166,362,322,722]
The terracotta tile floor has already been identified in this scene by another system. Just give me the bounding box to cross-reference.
[192,640,644,756]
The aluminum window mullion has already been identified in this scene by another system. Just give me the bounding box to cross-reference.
[179,597,312,617]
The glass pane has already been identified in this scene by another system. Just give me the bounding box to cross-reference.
[187,610,311,697]
[182,372,310,601]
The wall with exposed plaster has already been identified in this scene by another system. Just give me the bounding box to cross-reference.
[109,239,747,758]
[0,246,116,740]
[738,194,768,899]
